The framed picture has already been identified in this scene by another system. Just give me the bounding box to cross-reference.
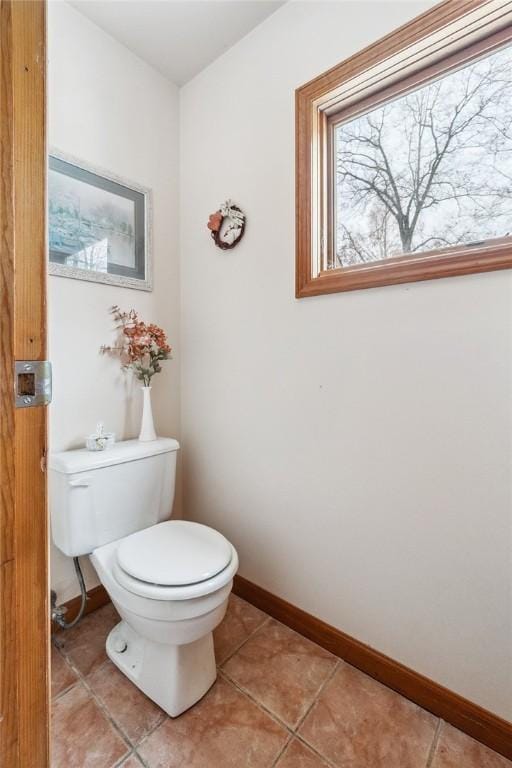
[48,150,152,291]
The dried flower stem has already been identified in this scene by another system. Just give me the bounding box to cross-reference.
[101,305,172,386]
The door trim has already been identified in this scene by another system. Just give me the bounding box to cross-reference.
[0,0,17,757]
[0,2,49,765]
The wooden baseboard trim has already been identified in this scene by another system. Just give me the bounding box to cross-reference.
[233,575,512,760]
[51,584,110,634]
[54,576,511,759]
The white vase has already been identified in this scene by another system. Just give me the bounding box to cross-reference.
[139,386,157,442]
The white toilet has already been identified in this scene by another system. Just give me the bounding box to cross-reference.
[50,438,238,716]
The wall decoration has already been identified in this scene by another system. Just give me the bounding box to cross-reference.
[101,306,173,441]
[48,150,152,291]
[207,199,246,250]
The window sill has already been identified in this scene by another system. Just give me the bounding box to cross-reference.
[296,241,512,297]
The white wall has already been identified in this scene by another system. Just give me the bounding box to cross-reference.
[180,1,512,719]
[49,1,181,602]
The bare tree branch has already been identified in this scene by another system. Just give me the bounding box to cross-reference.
[335,46,512,264]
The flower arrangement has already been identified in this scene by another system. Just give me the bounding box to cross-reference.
[101,305,172,387]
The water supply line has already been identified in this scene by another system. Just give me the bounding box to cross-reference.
[51,556,87,630]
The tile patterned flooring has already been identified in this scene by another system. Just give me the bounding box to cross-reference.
[51,597,511,768]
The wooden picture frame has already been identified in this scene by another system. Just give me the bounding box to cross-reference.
[48,151,153,292]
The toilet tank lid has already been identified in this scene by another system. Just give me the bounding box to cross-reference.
[49,438,180,474]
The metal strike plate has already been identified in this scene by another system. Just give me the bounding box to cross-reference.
[15,361,52,408]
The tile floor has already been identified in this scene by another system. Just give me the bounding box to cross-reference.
[52,597,511,768]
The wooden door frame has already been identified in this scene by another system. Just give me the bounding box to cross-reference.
[0,2,49,766]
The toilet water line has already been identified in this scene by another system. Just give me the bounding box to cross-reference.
[51,556,87,630]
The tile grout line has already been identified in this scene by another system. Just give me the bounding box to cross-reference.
[51,605,512,768]
[426,718,443,768]
[218,668,296,736]
[52,612,166,765]
[218,614,272,667]
[54,602,318,758]
[108,633,276,767]
[270,731,294,768]
[50,641,82,703]
[117,749,146,768]
[221,654,341,768]
[132,750,150,768]
[218,620,343,767]
[293,658,341,735]
[130,713,168,768]
[51,673,81,703]
[217,669,299,768]
[218,665,337,768]
[288,661,344,767]
[133,613,302,768]
[51,679,81,703]
[74,672,135,756]
[56,650,136,761]
[54,606,280,767]
[219,606,341,724]
[220,624,341,726]
[292,732,340,768]
[113,749,138,768]
[225,602,347,767]
[82,661,167,768]
[269,728,339,768]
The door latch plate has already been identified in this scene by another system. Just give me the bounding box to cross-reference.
[15,360,52,408]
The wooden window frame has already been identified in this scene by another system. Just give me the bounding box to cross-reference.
[296,0,512,298]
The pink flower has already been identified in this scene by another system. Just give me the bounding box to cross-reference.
[102,307,172,386]
[207,211,222,232]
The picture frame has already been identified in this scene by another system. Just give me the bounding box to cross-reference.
[48,150,152,291]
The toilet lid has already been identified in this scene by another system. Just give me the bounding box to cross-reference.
[116,520,232,586]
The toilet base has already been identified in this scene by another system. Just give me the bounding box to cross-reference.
[106,620,217,717]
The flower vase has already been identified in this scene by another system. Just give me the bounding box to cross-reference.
[139,386,157,442]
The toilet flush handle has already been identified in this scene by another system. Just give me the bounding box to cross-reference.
[68,475,93,487]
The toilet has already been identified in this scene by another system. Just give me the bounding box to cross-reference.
[49,438,238,716]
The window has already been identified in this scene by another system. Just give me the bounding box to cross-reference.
[332,44,512,268]
[296,1,512,297]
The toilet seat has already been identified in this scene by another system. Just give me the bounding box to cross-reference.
[110,520,237,602]
[112,554,237,602]
[116,520,232,586]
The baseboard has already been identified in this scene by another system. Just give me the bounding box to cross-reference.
[54,576,511,759]
[233,575,512,761]
[51,584,110,633]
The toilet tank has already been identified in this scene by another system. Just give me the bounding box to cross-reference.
[49,438,179,557]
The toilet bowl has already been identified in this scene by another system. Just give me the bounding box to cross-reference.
[50,439,238,716]
[91,520,239,715]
